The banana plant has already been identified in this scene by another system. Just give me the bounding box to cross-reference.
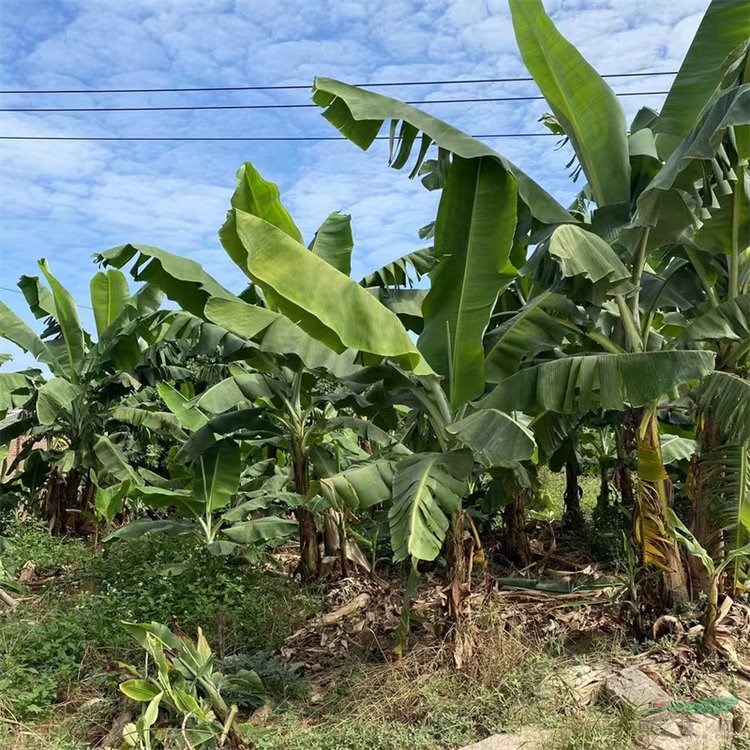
[309,0,749,607]
[0,263,168,532]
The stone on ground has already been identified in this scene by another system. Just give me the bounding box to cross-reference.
[459,729,553,750]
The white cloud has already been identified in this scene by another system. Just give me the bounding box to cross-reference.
[0,0,711,375]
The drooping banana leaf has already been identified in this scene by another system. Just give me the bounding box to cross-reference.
[111,406,186,440]
[446,409,536,467]
[509,0,630,207]
[194,373,273,413]
[222,517,299,545]
[389,450,472,563]
[654,0,750,155]
[484,292,574,384]
[359,247,434,288]
[548,225,630,285]
[365,288,427,333]
[419,157,518,408]
[36,378,81,425]
[99,244,239,318]
[309,211,354,276]
[204,298,360,377]
[312,460,396,512]
[638,85,750,226]
[311,77,572,225]
[661,434,698,464]
[689,167,750,257]
[679,295,750,343]
[698,440,750,584]
[17,275,55,320]
[483,350,715,415]
[94,434,142,484]
[0,302,62,374]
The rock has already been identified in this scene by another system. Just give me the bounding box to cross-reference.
[640,711,733,750]
[693,675,750,733]
[601,667,672,711]
[460,729,554,750]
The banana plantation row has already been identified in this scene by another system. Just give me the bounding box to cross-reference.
[1,0,748,660]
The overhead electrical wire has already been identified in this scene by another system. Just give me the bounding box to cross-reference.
[0,133,557,142]
[0,69,677,95]
[0,90,669,113]
[0,69,675,143]
[0,285,93,310]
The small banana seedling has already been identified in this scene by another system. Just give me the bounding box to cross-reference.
[118,621,264,750]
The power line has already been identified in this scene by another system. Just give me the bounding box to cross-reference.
[0,90,669,113]
[0,133,557,142]
[0,70,678,95]
[0,285,93,310]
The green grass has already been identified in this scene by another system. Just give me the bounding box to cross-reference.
[0,518,319,731]
[0,518,642,750]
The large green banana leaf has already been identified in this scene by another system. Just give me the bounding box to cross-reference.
[100,244,239,318]
[312,460,396,512]
[509,0,629,207]
[225,161,303,243]
[389,450,472,563]
[446,409,536,467]
[38,260,85,383]
[698,371,750,443]
[679,295,750,343]
[94,435,142,484]
[484,292,573,383]
[222,209,423,370]
[548,225,630,285]
[192,440,241,513]
[483,350,715,414]
[309,212,354,276]
[90,269,131,338]
[655,0,750,155]
[157,382,208,433]
[638,85,750,226]
[36,378,81,425]
[419,157,518,408]
[204,298,360,377]
[311,78,571,225]
[0,301,62,373]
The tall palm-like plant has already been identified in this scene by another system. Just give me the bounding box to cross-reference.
[309,0,749,602]
[0,263,167,531]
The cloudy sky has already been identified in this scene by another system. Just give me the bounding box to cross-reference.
[0,0,710,370]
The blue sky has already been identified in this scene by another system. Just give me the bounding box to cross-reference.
[0,0,710,371]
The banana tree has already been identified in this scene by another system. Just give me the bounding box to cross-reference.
[0,263,170,532]
[308,0,750,607]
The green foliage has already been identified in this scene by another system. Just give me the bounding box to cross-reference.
[119,621,264,750]
[0,528,317,720]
